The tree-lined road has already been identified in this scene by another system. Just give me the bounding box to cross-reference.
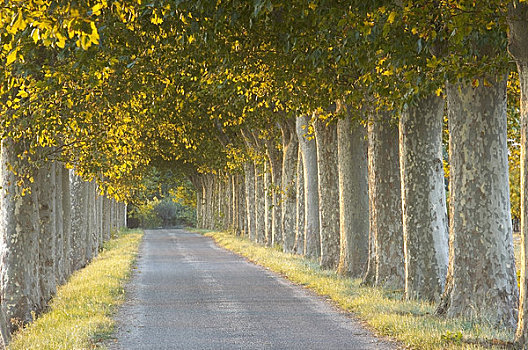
[109,229,394,349]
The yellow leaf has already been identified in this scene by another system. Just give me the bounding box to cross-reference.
[92,3,103,16]
[387,11,397,24]
[17,89,28,98]
[11,10,27,33]
[6,49,18,66]
[151,13,163,25]
[89,22,100,45]
[56,32,66,48]
[31,28,40,43]
[180,13,188,25]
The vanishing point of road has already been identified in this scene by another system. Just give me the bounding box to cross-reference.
[109,229,396,350]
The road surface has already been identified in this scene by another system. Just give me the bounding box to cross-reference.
[108,229,396,350]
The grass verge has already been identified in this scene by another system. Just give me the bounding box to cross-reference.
[8,229,143,350]
[204,230,515,350]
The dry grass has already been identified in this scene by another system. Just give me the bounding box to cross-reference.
[8,229,143,350]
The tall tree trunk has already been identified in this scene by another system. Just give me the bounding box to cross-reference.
[226,174,233,232]
[281,119,299,253]
[37,161,57,309]
[337,115,369,277]
[110,199,116,231]
[219,175,227,230]
[203,175,214,230]
[238,174,247,236]
[265,138,283,246]
[102,196,111,241]
[509,4,528,341]
[118,202,126,228]
[0,302,7,348]
[194,177,203,229]
[244,162,256,240]
[96,187,104,249]
[86,180,97,261]
[70,173,87,270]
[54,164,65,285]
[294,147,305,254]
[212,175,220,229]
[399,95,449,302]
[255,162,266,243]
[230,175,239,234]
[264,162,273,246]
[367,115,405,290]
[0,139,40,334]
[215,176,222,229]
[199,176,207,229]
[296,115,321,259]
[314,118,340,269]
[362,183,377,286]
[436,77,518,328]
[62,167,72,279]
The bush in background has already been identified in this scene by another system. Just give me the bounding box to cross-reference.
[130,195,196,229]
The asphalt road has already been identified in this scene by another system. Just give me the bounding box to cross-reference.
[108,229,396,350]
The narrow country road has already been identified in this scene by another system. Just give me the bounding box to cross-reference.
[108,229,396,350]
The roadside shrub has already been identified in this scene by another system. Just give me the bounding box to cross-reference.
[130,196,196,228]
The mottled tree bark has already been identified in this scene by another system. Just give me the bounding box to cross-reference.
[110,199,116,231]
[62,167,72,279]
[265,138,283,246]
[0,304,7,348]
[70,173,87,270]
[225,174,233,232]
[203,175,214,230]
[437,77,518,328]
[294,148,305,254]
[0,139,40,334]
[509,3,528,340]
[86,180,97,261]
[37,161,57,308]
[264,162,273,246]
[230,175,239,234]
[194,177,203,229]
[296,115,321,260]
[212,176,220,229]
[314,118,340,269]
[281,120,298,253]
[219,175,228,230]
[197,176,206,229]
[400,96,449,302]
[255,162,266,243]
[238,174,247,236]
[54,164,65,285]
[367,115,405,290]
[96,187,104,250]
[118,202,127,228]
[337,115,369,277]
[362,213,376,286]
[102,196,112,241]
[244,162,256,240]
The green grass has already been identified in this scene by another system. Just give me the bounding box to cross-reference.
[204,230,515,350]
[8,229,143,350]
